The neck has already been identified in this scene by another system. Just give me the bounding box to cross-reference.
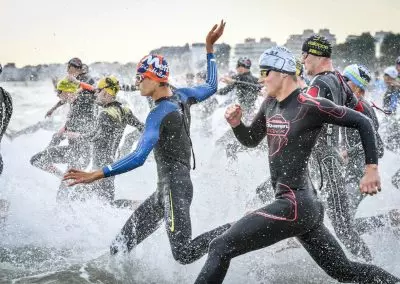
[314,58,334,75]
[275,80,299,102]
[151,86,173,101]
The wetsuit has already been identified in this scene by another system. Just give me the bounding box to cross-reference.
[218,71,261,113]
[217,72,262,159]
[30,91,96,196]
[107,53,231,264]
[383,86,400,114]
[195,89,399,284]
[305,71,374,261]
[80,102,144,201]
[0,87,13,175]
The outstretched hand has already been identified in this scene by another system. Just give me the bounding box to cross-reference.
[206,19,226,53]
[63,169,104,186]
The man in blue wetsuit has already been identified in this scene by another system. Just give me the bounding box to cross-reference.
[63,21,232,264]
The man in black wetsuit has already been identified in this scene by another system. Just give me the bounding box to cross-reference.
[218,57,260,115]
[63,76,144,202]
[0,64,13,176]
[217,57,262,159]
[342,64,400,234]
[63,21,232,265]
[301,34,373,261]
[30,78,95,200]
[195,46,400,284]
[0,64,13,222]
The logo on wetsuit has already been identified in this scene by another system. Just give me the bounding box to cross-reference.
[266,114,290,156]
[267,114,290,136]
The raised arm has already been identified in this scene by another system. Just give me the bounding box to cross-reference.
[177,20,225,105]
[177,53,218,104]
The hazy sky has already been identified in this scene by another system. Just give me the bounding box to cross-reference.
[1,0,399,67]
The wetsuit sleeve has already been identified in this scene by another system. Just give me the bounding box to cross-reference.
[80,111,113,142]
[232,100,267,147]
[218,80,236,96]
[125,108,145,132]
[176,53,218,105]
[306,76,332,100]
[102,107,166,177]
[300,94,378,164]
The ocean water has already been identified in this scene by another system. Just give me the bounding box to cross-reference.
[0,80,399,283]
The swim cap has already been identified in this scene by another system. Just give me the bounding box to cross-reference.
[383,66,399,79]
[237,57,252,69]
[302,35,332,58]
[137,54,169,83]
[56,79,79,93]
[259,46,296,75]
[343,64,371,90]
[295,59,304,77]
[68,57,83,68]
[97,76,120,96]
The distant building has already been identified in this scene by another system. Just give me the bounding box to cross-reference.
[285,29,336,58]
[234,37,277,71]
[346,35,359,42]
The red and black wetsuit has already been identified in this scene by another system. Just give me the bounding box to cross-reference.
[195,89,399,284]
[306,71,373,261]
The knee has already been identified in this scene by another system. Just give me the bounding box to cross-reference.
[30,153,40,166]
[171,250,192,265]
[208,236,231,260]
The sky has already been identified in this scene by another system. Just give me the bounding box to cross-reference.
[1,0,400,67]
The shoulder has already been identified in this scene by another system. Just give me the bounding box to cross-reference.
[147,100,180,123]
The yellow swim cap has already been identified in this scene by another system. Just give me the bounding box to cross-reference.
[97,76,120,96]
[56,79,79,93]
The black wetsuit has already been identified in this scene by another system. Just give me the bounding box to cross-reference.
[81,101,144,201]
[217,72,262,159]
[0,87,13,175]
[305,71,374,261]
[105,53,231,264]
[195,89,399,284]
[218,71,261,113]
[30,92,96,196]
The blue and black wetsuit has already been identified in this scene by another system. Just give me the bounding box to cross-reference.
[107,53,231,264]
[0,86,13,175]
[195,89,399,284]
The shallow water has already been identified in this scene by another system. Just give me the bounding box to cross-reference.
[0,81,399,283]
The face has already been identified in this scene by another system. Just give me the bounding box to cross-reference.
[57,91,76,103]
[95,88,109,105]
[67,65,82,76]
[258,69,283,97]
[345,79,363,97]
[301,52,321,76]
[396,64,400,73]
[135,73,157,97]
[384,74,395,86]
[236,66,247,75]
